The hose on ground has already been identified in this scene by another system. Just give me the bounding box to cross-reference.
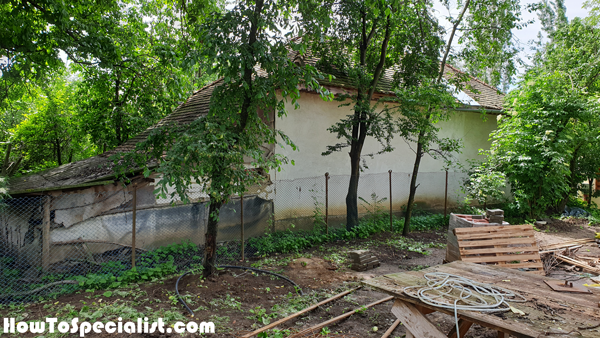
[175,265,303,316]
[403,272,526,338]
[175,271,195,316]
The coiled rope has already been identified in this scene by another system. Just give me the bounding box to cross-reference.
[403,272,526,338]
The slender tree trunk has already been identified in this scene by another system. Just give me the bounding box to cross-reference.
[404,141,423,236]
[403,0,470,236]
[203,198,224,278]
[55,139,62,166]
[589,178,594,208]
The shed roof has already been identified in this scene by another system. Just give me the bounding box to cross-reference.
[7,63,503,195]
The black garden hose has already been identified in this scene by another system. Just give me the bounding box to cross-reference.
[175,271,195,316]
[175,265,303,316]
[219,265,304,296]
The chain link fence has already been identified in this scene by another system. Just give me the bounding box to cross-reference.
[0,170,466,303]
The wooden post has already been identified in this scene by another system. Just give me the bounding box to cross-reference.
[444,169,449,222]
[389,170,393,232]
[42,196,51,271]
[131,184,137,270]
[325,172,329,234]
[241,193,244,262]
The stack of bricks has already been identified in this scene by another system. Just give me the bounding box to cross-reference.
[486,209,504,224]
[348,250,380,271]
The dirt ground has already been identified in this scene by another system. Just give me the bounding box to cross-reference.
[2,218,600,337]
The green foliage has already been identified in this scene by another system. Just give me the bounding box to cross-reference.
[478,18,600,218]
[359,193,388,221]
[74,241,202,290]
[2,0,213,176]
[9,73,99,175]
[248,305,277,325]
[0,0,120,108]
[462,161,507,208]
[0,176,8,199]
[247,213,445,256]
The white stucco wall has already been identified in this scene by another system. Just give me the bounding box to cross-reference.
[274,92,498,180]
[269,92,499,223]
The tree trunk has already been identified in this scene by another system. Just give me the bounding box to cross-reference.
[203,198,224,278]
[55,139,62,166]
[589,178,594,208]
[404,140,423,236]
[346,149,361,230]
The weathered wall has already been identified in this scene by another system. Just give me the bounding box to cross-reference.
[0,197,44,268]
[49,194,272,264]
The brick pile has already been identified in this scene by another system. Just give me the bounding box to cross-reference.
[348,250,380,271]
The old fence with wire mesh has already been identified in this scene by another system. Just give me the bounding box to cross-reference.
[0,170,466,303]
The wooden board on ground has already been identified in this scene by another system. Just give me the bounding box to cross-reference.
[363,261,600,338]
[454,224,543,272]
[538,238,594,252]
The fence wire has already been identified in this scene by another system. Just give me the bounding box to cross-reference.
[0,170,465,303]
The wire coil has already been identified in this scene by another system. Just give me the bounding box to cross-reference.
[404,272,526,337]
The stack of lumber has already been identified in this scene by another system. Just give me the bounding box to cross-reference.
[454,224,544,273]
[539,239,600,274]
[348,250,380,271]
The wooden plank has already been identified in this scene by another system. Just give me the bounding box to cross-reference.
[390,299,446,338]
[554,254,600,274]
[367,276,538,338]
[462,253,542,263]
[498,262,544,269]
[498,331,508,338]
[435,261,600,309]
[290,296,394,337]
[380,319,401,338]
[364,263,600,337]
[457,237,537,248]
[456,230,536,240]
[241,287,362,337]
[454,224,533,234]
[496,262,543,269]
[460,247,539,255]
[448,319,474,338]
[538,239,594,251]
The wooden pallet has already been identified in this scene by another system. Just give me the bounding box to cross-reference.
[454,224,543,273]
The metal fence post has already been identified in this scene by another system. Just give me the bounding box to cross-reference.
[389,170,393,232]
[42,195,51,271]
[132,184,137,270]
[241,193,244,262]
[325,172,329,234]
[444,169,449,221]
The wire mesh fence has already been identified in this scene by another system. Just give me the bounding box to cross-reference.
[0,170,466,303]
